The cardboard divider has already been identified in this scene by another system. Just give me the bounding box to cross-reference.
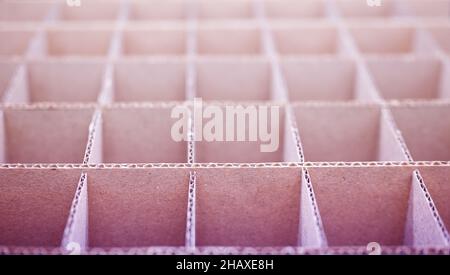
[281,57,363,101]
[401,0,450,17]
[335,0,399,18]
[113,59,186,101]
[122,25,187,56]
[196,58,271,100]
[427,25,450,54]
[293,104,408,162]
[349,24,433,55]
[197,25,262,55]
[2,106,94,163]
[271,24,343,55]
[366,57,446,100]
[390,104,450,161]
[43,26,114,57]
[0,29,35,57]
[129,0,187,21]
[195,102,285,163]
[418,166,450,242]
[58,0,121,21]
[99,105,188,163]
[0,60,19,101]
[194,167,301,246]
[23,59,105,103]
[0,168,82,247]
[307,166,447,246]
[264,0,325,18]
[0,1,53,22]
[197,0,253,19]
[87,168,189,247]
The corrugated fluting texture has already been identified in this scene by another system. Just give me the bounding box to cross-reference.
[0,0,450,255]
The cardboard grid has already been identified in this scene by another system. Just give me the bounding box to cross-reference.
[0,0,449,255]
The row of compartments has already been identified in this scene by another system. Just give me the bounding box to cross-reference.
[0,102,449,163]
[1,22,450,57]
[1,56,449,103]
[1,0,449,22]
[0,165,449,251]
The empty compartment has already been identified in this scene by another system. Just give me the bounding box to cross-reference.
[197,0,253,19]
[271,25,341,55]
[0,2,52,21]
[196,58,271,100]
[0,61,18,100]
[26,60,104,103]
[336,0,397,18]
[264,0,325,18]
[197,25,262,55]
[349,25,426,55]
[419,166,450,233]
[0,29,34,57]
[129,0,187,20]
[195,167,301,246]
[0,169,81,247]
[3,107,94,163]
[113,59,186,102]
[390,104,450,161]
[122,26,186,56]
[101,105,188,163]
[293,104,405,162]
[281,58,358,101]
[87,169,189,247]
[367,57,444,100]
[195,102,285,163]
[427,26,450,54]
[59,0,120,21]
[308,166,415,246]
[44,27,113,56]
[402,0,450,17]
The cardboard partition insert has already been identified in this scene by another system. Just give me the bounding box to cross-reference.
[367,57,446,100]
[0,169,81,247]
[402,0,450,17]
[197,25,262,55]
[113,59,186,102]
[264,0,325,18]
[99,105,188,163]
[195,167,301,246]
[0,1,52,22]
[0,29,35,57]
[336,0,398,18]
[122,26,186,56]
[87,168,189,247]
[390,104,450,161]
[293,104,408,162]
[58,0,121,21]
[1,107,94,163]
[129,0,187,21]
[427,25,450,54]
[197,0,253,19]
[24,60,104,103]
[0,61,18,100]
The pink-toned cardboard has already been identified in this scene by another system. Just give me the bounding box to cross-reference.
[0,30,34,57]
[59,0,121,21]
[129,0,187,20]
[0,61,18,100]
[197,0,253,19]
[264,0,325,18]
[0,2,52,21]
[336,0,396,18]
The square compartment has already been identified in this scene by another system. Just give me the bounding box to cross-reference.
[195,168,301,246]
[87,169,189,247]
[59,0,120,21]
[264,0,325,18]
[281,58,358,101]
[197,0,253,19]
[113,59,186,102]
[336,0,397,18]
[100,106,188,163]
[367,57,444,100]
[0,169,81,247]
[44,27,113,56]
[0,29,34,57]
[390,104,450,161]
[427,26,450,54]
[196,58,271,100]
[129,0,187,20]
[26,60,104,103]
[2,107,94,163]
[122,26,186,56]
[293,104,406,162]
[271,25,341,55]
[0,61,19,100]
[197,26,262,55]
[195,103,285,163]
[308,166,415,246]
[0,2,52,21]
[402,0,450,17]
